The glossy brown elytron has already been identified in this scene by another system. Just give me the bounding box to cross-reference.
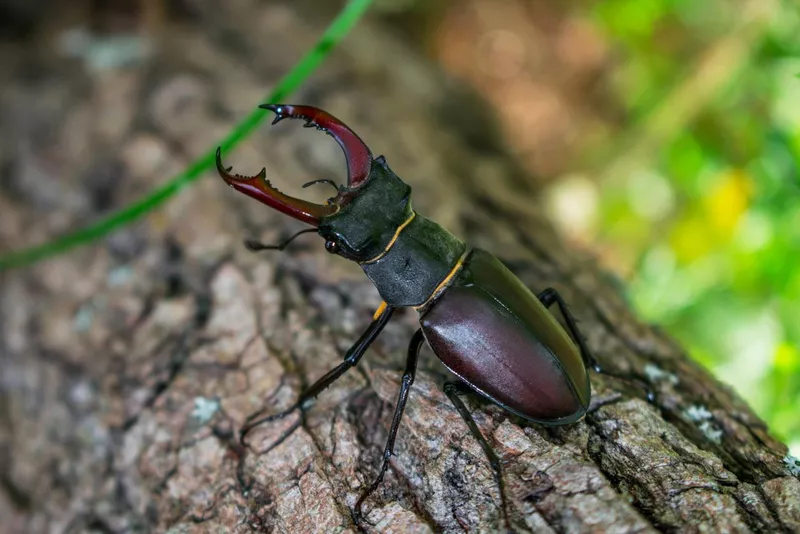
[217,104,600,525]
[422,249,590,424]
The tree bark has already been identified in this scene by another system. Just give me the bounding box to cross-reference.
[1,2,798,533]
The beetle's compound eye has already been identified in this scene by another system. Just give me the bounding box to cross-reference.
[325,240,340,254]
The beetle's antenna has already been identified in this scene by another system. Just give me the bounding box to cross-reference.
[302,178,340,193]
[244,228,318,252]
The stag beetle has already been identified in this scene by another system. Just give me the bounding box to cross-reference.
[216,104,622,525]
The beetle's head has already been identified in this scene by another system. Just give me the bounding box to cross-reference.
[217,104,411,263]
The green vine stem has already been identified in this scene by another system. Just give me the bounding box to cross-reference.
[0,0,374,271]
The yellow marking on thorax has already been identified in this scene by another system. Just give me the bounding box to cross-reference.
[360,211,416,265]
[413,250,470,311]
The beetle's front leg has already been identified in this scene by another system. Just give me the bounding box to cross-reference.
[353,329,424,524]
[240,305,395,444]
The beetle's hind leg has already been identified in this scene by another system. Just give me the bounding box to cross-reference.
[240,305,395,445]
[443,381,511,531]
[353,329,424,524]
[537,288,655,402]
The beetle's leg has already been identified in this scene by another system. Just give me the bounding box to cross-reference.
[537,288,598,370]
[443,381,511,529]
[353,329,424,524]
[240,306,395,444]
[243,228,318,252]
[537,288,655,402]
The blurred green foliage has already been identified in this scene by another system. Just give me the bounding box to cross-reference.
[591,0,800,451]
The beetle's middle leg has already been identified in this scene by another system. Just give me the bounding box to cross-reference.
[443,381,511,530]
[240,305,395,444]
[537,288,655,402]
[354,329,424,523]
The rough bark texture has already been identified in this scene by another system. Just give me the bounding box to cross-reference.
[1,2,799,533]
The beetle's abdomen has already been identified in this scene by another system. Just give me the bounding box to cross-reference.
[420,249,590,424]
